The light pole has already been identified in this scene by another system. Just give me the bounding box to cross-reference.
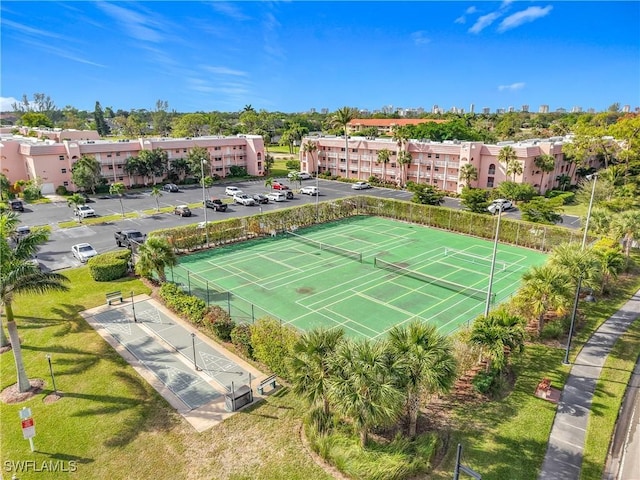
[191,333,201,371]
[315,151,320,222]
[45,354,58,396]
[201,159,209,247]
[563,173,598,365]
[131,290,137,323]
[484,203,503,316]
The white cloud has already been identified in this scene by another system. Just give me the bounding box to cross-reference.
[466,6,478,15]
[411,31,430,45]
[454,15,466,24]
[203,66,248,77]
[96,2,164,43]
[498,82,526,91]
[0,97,20,111]
[2,19,66,40]
[469,12,502,34]
[210,2,250,21]
[497,6,553,32]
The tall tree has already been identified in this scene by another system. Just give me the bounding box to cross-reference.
[470,309,525,373]
[388,321,456,438]
[302,141,318,174]
[109,182,126,218]
[94,101,110,136]
[67,193,86,223]
[534,154,555,192]
[459,163,479,188]
[71,155,102,193]
[330,107,357,171]
[498,146,517,181]
[0,212,69,392]
[151,100,171,137]
[289,328,345,416]
[610,210,640,260]
[185,146,211,181]
[19,112,53,128]
[329,339,404,446]
[460,186,490,213]
[135,236,177,282]
[150,186,163,213]
[377,148,391,182]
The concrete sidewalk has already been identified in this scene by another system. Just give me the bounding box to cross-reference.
[83,295,267,432]
[539,289,640,480]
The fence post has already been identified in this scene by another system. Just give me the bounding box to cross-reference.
[227,291,231,314]
[187,271,191,295]
[541,226,547,251]
[170,266,174,283]
[251,304,255,323]
[206,281,210,306]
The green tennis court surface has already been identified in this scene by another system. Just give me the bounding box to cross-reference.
[170,216,547,339]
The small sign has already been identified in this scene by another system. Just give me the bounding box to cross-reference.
[20,408,36,440]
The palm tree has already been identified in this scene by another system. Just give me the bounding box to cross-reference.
[518,265,572,336]
[264,177,273,190]
[135,236,177,283]
[392,126,411,186]
[459,163,478,188]
[534,154,555,193]
[1,212,69,392]
[595,248,625,294]
[67,193,86,223]
[330,107,357,172]
[150,186,162,213]
[506,158,523,182]
[470,309,525,373]
[388,321,456,438]
[397,151,412,187]
[328,339,404,447]
[289,328,345,416]
[610,211,640,260]
[109,182,126,218]
[548,243,601,293]
[302,141,318,174]
[498,146,517,181]
[377,149,391,183]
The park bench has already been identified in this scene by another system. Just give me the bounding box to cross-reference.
[106,290,123,306]
[257,375,277,395]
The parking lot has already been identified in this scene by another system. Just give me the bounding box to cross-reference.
[11,177,580,272]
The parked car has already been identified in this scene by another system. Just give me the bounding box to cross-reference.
[266,192,286,202]
[9,199,24,212]
[352,181,372,190]
[234,194,256,206]
[285,191,294,199]
[252,194,269,204]
[173,205,192,217]
[80,192,94,203]
[163,183,179,192]
[115,230,146,247]
[488,199,513,214]
[74,205,96,218]
[72,243,98,263]
[300,186,319,195]
[225,186,242,196]
[12,226,31,242]
[272,182,290,191]
[287,171,312,180]
[204,197,228,211]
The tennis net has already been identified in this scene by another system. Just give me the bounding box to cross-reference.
[286,231,363,263]
[374,257,494,302]
[444,248,507,271]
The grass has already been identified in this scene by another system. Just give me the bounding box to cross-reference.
[580,317,640,480]
[559,202,588,218]
[0,268,331,480]
[58,212,139,228]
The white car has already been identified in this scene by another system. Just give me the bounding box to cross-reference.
[72,243,98,263]
[300,186,319,195]
[488,199,513,213]
[288,171,312,180]
[266,192,286,202]
[75,205,96,218]
[225,186,242,196]
[351,181,372,190]
[234,193,256,206]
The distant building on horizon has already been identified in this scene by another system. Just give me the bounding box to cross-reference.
[539,105,550,113]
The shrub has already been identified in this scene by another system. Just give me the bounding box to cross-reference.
[22,183,42,201]
[88,250,130,282]
[55,185,69,195]
[541,320,564,340]
[249,317,299,378]
[285,160,300,170]
[230,324,253,358]
[159,283,207,324]
[229,166,247,177]
[204,305,235,341]
[472,370,498,394]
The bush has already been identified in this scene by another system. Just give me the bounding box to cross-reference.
[88,250,130,282]
[159,283,207,324]
[55,185,69,196]
[541,320,564,340]
[285,160,300,170]
[229,166,247,177]
[22,184,42,201]
[250,317,299,378]
[230,324,253,358]
[204,305,235,341]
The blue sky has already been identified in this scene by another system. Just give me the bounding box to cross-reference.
[1,1,639,114]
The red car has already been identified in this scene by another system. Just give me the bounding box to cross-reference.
[272,181,290,191]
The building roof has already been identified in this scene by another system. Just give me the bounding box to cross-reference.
[348,118,447,127]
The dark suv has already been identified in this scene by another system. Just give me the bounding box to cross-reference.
[9,199,24,212]
[205,198,228,211]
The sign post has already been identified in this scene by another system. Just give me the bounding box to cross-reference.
[19,407,36,452]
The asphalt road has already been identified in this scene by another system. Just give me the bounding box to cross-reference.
[15,178,580,272]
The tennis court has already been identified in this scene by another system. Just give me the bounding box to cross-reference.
[170,216,547,339]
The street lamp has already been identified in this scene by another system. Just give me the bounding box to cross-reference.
[484,202,503,316]
[45,354,58,396]
[201,159,209,247]
[191,333,201,371]
[563,173,598,365]
[315,150,321,222]
[131,290,137,323]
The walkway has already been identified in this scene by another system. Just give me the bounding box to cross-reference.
[82,295,266,432]
[539,289,640,479]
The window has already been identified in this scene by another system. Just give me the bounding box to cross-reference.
[183,149,187,153]
[176,150,180,153]
[434,167,439,172]
[214,146,221,151]
[108,166,113,170]
[435,154,440,159]
[487,176,494,187]
[63,181,69,187]
[61,168,67,173]
[257,162,262,168]
[107,154,112,158]
[117,165,122,169]
[427,153,432,158]
[59,155,65,161]
[488,164,496,175]
[118,177,124,181]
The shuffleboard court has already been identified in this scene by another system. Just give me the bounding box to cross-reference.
[170,216,547,339]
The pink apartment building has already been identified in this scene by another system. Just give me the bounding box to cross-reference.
[0,129,265,194]
[299,136,593,194]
